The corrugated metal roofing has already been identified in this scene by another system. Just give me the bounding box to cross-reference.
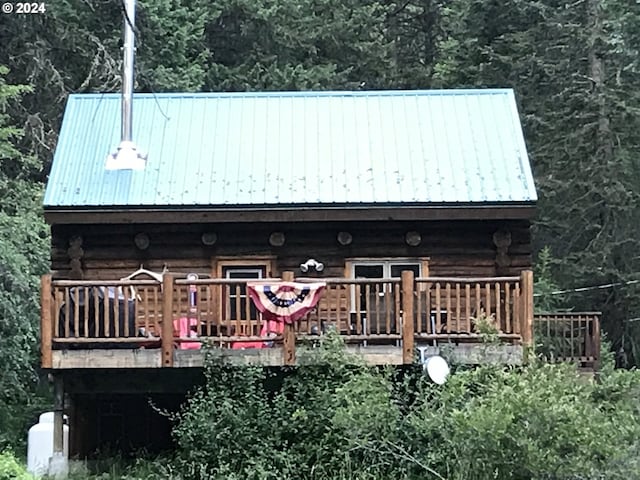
[43,89,537,208]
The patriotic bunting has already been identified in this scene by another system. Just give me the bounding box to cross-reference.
[247,281,326,323]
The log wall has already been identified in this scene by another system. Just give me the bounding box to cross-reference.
[50,219,532,280]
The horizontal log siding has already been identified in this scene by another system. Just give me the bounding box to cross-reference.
[50,220,531,279]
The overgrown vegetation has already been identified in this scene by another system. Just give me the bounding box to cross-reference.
[164,338,640,480]
[1,339,635,479]
[0,450,32,480]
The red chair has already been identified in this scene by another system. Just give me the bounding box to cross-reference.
[174,317,201,350]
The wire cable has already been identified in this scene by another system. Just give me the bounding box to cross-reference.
[533,278,640,297]
[118,0,170,121]
[120,0,140,38]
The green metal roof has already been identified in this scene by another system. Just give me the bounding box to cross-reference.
[44,89,537,209]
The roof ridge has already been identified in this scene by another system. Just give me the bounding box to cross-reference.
[68,88,514,101]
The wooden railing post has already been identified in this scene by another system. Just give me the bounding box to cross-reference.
[41,274,53,369]
[520,270,534,358]
[282,271,296,366]
[401,270,415,364]
[162,274,175,367]
[592,314,601,371]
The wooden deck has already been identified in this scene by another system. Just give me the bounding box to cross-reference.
[41,271,535,369]
[533,312,601,369]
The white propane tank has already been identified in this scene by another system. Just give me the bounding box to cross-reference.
[27,412,69,476]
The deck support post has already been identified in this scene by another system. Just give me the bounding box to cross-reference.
[41,274,53,369]
[282,271,296,365]
[53,376,64,454]
[520,270,534,360]
[162,274,175,367]
[48,374,68,478]
[401,270,415,364]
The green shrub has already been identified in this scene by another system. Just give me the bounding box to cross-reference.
[0,450,32,480]
[172,335,403,480]
[171,336,640,480]
[404,362,640,480]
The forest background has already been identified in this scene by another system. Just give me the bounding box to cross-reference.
[0,0,639,452]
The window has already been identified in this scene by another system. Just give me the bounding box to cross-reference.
[352,262,421,279]
[208,258,277,335]
[346,259,426,335]
[212,257,275,279]
[223,266,266,321]
[224,267,264,279]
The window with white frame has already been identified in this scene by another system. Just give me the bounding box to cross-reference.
[223,266,265,321]
[350,261,421,279]
[346,260,423,335]
[349,259,447,334]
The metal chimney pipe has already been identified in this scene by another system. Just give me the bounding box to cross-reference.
[121,0,136,142]
[105,0,146,170]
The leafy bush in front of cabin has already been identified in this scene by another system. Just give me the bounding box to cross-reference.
[172,335,404,480]
[0,450,32,480]
[171,336,640,480]
[405,362,640,480]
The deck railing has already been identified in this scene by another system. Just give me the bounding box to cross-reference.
[297,278,402,339]
[41,271,534,367]
[414,276,524,340]
[533,312,601,369]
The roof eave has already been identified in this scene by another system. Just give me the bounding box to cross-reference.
[44,202,537,225]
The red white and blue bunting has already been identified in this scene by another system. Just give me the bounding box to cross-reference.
[247,281,326,323]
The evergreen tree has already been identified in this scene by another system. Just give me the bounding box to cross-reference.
[0,66,49,450]
[434,0,640,364]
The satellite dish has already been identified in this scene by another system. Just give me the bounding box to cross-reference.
[423,355,450,385]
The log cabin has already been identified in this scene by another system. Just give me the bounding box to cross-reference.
[41,88,540,456]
